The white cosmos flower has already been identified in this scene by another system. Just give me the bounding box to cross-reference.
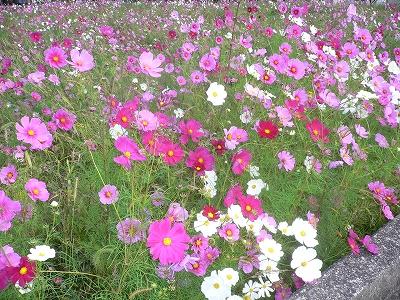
[258,256,280,283]
[109,124,128,140]
[245,218,263,236]
[256,276,274,298]
[194,213,221,237]
[388,61,400,75]
[228,204,247,228]
[278,221,293,236]
[259,238,284,262]
[27,245,56,262]
[240,110,253,124]
[206,82,227,106]
[242,280,261,300]
[246,179,267,196]
[290,246,322,282]
[173,108,184,119]
[310,25,318,35]
[292,218,319,247]
[218,268,239,287]
[15,281,33,294]
[201,271,231,300]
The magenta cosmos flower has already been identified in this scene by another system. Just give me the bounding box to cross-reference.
[238,195,263,221]
[52,108,76,131]
[44,46,67,69]
[0,190,21,232]
[0,164,18,185]
[186,147,215,175]
[147,218,190,265]
[70,49,95,72]
[7,257,36,288]
[16,116,53,150]
[277,151,296,172]
[231,149,252,175]
[179,119,204,144]
[114,136,146,169]
[98,185,119,205]
[159,141,185,166]
[139,51,163,78]
[25,178,50,202]
[116,218,143,244]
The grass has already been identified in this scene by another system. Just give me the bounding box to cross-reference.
[0,0,399,299]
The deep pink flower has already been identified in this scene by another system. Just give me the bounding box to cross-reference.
[44,46,67,69]
[179,119,204,144]
[52,108,76,131]
[347,237,360,255]
[306,119,330,143]
[8,257,36,287]
[98,185,119,205]
[115,107,134,129]
[16,116,53,150]
[0,164,18,185]
[223,184,243,207]
[147,218,190,265]
[29,32,42,43]
[278,151,295,172]
[238,195,263,221]
[113,136,146,169]
[99,25,114,37]
[231,149,252,175]
[186,147,215,175]
[70,49,95,72]
[159,141,185,166]
[25,178,49,202]
[139,51,163,77]
[362,235,378,255]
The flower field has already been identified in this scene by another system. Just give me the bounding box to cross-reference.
[0,0,399,299]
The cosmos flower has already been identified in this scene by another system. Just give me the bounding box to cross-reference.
[27,245,56,262]
[306,119,330,143]
[147,218,190,265]
[139,51,163,77]
[116,218,143,244]
[277,151,295,172]
[0,165,18,186]
[206,82,227,106]
[114,136,146,169]
[98,185,119,205]
[179,119,204,144]
[256,120,279,139]
[69,49,95,72]
[186,147,215,175]
[7,257,36,288]
[44,46,67,69]
[290,246,322,282]
[52,108,76,131]
[15,116,53,150]
[238,195,263,221]
[231,149,252,175]
[24,179,49,202]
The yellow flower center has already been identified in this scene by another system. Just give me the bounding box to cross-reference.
[312,129,319,136]
[188,129,193,134]
[245,205,252,212]
[226,229,232,236]
[163,237,172,246]
[227,134,232,141]
[300,230,306,237]
[301,261,308,267]
[121,116,128,123]
[124,151,131,158]
[105,191,112,198]
[212,91,218,97]
[264,129,270,134]
[60,117,66,124]
[227,274,233,280]
[19,267,28,275]
[213,283,220,289]
[53,56,59,62]
[167,150,174,157]
[33,188,40,196]
[198,158,204,163]
[7,172,13,179]
[268,247,275,253]
[28,129,35,136]
[142,120,148,126]
[290,67,297,73]
[207,212,214,218]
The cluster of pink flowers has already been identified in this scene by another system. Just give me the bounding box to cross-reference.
[368,181,398,220]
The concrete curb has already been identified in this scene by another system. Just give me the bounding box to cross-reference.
[290,215,400,300]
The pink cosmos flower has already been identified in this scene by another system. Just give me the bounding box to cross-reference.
[52,108,76,131]
[218,223,240,242]
[48,74,60,85]
[191,234,209,253]
[147,218,190,265]
[286,59,306,80]
[0,245,21,270]
[199,53,216,71]
[340,146,354,165]
[224,126,248,150]
[116,218,143,244]
[362,235,378,255]
[355,28,372,45]
[334,61,350,78]
[231,149,252,175]
[186,147,215,175]
[29,32,42,43]
[277,151,295,172]
[8,257,36,288]
[187,256,208,276]
[115,107,134,129]
[238,195,263,221]
[306,119,330,143]
[113,136,146,169]
[269,53,287,73]
[16,116,53,150]
[98,185,119,205]
[0,190,21,232]
[166,203,189,223]
[179,119,204,144]
[354,124,369,138]
[134,110,159,132]
[342,42,359,59]
[159,141,185,166]
[0,164,18,185]
[139,51,163,77]
[70,49,95,72]
[24,178,49,202]
[375,133,389,148]
[223,184,243,207]
[99,25,114,37]
[44,46,68,69]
